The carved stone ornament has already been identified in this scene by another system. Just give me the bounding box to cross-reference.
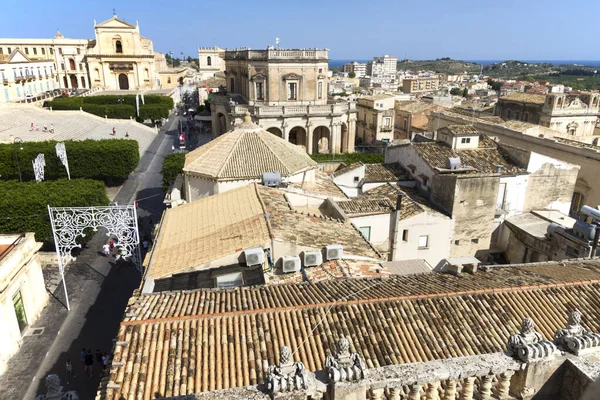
[554,311,600,355]
[507,317,556,362]
[266,346,311,393]
[325,337,366,382]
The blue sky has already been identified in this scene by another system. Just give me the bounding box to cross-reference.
[1,0,598,61]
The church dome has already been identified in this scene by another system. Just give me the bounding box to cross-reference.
[184,113,317,180]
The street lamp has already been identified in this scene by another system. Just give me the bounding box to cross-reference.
[13,137,23,182]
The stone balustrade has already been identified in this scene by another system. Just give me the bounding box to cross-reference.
[229,103,354,118]
[224,49,328,61]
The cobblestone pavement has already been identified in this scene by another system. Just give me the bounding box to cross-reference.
[0,114,180,400]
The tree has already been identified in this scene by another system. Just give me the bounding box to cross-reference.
[450,88,462,96]
[348,72,356,79]
[161,153,186,193]
[462,88,469,97]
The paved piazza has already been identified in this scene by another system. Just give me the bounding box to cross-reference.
[0,104,158,155]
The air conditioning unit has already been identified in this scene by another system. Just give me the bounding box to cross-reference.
[282,256,301,273]
[325,244,343,261]
[244,247,264,266]
[303,251,323,267]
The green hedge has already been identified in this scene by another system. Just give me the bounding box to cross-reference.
[48,95,173,119]
[161,152,185,193]
[0,139,139,184]
[0,179,109,246]
[310,153,385,164]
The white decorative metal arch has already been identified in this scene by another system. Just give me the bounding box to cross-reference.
[47,205,141,310]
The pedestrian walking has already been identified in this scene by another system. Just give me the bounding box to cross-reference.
[43,124,48,132]
[30,122,34,131]
[80,348,86,365]
[111,127,116,136]
[102,243,110,258]
[95,349,103,368]
[102,352,110,370]
[125,131,129,138]
[50,124,54,133]
[65,358,75,384]
[84,349,94,378]
[109,240,115,252]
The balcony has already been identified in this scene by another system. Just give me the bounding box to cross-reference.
[380,126,393,132]
[2,78,8,85]
[14,76,25,83]
[232,102,354,118]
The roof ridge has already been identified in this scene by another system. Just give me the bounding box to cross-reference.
[121,279,600,326]
[215,130,245,178]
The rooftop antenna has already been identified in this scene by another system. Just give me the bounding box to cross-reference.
[113,8,116,17]
[276,37,280,49]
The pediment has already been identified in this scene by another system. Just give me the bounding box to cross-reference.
[567,98,587,110]
[96,16,136,29]
[252,73,267,81]
[8,49,29,63]
[282,73,301,81]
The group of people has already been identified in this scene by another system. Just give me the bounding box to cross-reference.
[30,122,54,133]
[64,349,109,383]
[102,240,129,264]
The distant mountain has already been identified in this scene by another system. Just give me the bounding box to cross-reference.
[397,58,481,74]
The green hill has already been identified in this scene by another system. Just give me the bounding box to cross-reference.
[397,58,481,74]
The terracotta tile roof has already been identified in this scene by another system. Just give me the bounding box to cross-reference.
[287,171,347,198]
[412,139,527,176]
[257,185,379,259]
[363,163,411,182]
[333,162,362,177]
[383,259,432,275]
[500,120,539,132]
[395,101,438,113]
[106,260,600,398]
[146,185,271,280]
[553,137,600,150]
[441,124,480,136]
[361,183,443,220]
[184,121,317,180]
[264,259,390,285]
[500,92,546,105]
[336,198,396,217]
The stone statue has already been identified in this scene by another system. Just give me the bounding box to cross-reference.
[318,137,329,154]
[325,337,366,382]
[555,311,600,355]
[266,346,311,393]
[507,317,556,362]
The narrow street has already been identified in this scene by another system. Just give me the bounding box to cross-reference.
[0,114,181,400]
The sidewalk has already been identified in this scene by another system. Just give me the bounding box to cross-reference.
[0,114,178,400]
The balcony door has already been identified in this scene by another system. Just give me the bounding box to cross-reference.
[13,291,28,333]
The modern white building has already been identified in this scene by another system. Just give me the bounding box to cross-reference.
[342,61,367,78]
[367,55,397,76]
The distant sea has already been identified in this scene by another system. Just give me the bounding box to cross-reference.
[329,59,600,67]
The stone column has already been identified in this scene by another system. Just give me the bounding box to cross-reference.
[348,119,356,153]
[407,384,421,400]
[426,381,440,400]
[479,375,493,400]
[443,380,457,400]
[369,388,385,400]
[460,377,476,400]
[282,122,289,143]
[388,387,402,400]
[331,122,342,154]
[306,124,314,155]
[493,371,514,399]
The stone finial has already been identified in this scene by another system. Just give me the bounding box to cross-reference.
[266,346,311,393]
[243,111,252,123]
[325,337,366,382]
[508,317,556,363]
[555,311,600,355]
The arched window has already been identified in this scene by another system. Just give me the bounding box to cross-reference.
[144,69,149,79]
[68,59,76,71]
[115,40,123,54]
[94,69,100,79]
[207,56,212,66]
